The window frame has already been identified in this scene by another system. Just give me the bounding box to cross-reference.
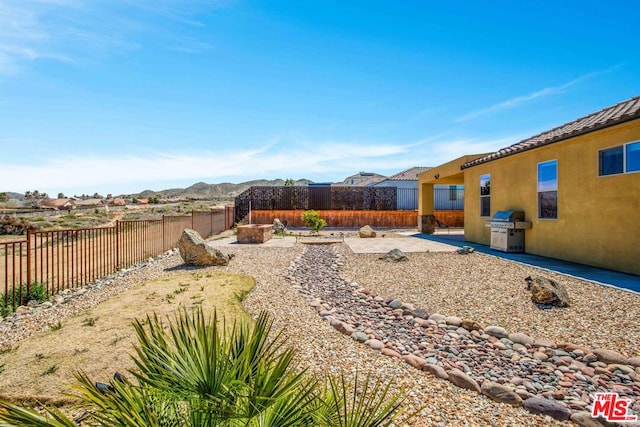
[598,140,640,176]
[537,159,558,220]
[479,174,491,217]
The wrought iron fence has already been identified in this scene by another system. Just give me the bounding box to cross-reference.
[0,208,233,313]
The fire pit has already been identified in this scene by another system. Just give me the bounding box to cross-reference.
[236,224,273,244]
[484,211,531,252]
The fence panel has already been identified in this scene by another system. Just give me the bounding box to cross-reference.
[163,216,192,251]
[117,220,164,269]
[396,188,418,210]
[1,240,27,310]
[28,227,118,298]
[434,187,464,210]
[1,210,230,312]
[235,186,400,223]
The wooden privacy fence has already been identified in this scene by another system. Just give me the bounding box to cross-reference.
[1,207,233,312]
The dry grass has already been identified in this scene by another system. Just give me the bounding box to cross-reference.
[0,271,255,404]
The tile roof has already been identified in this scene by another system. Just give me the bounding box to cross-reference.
[386,166,433,181]
[462,95,640,169]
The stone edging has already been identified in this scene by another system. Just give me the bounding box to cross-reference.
[285,245,640,426]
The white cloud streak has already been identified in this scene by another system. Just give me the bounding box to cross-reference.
[0,134,521,196]
[455,66,621,123]
[0,0,229,76]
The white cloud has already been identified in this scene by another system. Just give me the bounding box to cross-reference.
[455,66,621,122]
[0,133,523,195]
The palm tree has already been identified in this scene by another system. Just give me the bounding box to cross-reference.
[0,308,413,426]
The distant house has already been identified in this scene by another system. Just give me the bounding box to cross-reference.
[339,171,387,187]
[110,198,126,206]
[74,198,105,208]
[375,167,430,210]
[40,198,76,210]
[376,167,464,210]
[418,95,640,275]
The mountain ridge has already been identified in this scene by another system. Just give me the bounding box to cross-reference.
[134,179,314,200]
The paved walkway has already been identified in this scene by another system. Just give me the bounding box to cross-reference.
[343,236,457,253]
[208,234,458,253]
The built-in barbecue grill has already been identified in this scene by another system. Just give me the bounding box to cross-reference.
[484,211,531,252]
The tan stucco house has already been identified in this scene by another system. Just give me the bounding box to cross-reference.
[419,95,640,275]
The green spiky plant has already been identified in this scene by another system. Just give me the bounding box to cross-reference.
[0,308,413,426]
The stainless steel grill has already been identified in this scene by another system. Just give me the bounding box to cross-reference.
[485,211,531,252]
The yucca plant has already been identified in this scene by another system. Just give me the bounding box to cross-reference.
[0,308,413,426]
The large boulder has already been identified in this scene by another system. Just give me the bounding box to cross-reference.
[359,225,376,238]
[178,229,232,266]
[525,276,570,307]
[379,249,408,262]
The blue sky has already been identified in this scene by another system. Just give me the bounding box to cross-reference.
[1,0,639,197]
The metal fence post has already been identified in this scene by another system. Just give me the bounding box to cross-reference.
[26,229,32,287]
[115,220,120,269]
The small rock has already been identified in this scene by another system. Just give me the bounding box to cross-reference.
[481,382,523,406]
[379,249,408,262]
[381,348,401,358]
[428,313,446,323]
[508,332,534,346]
[583,353,598,364]
[447,368,481,393]
[523,397,571,421]
[461,319,482,331]
[485,325,508,338]
[423,364,449,380]
[359,225,376,238]
[525,275,570,307]
[351,331,368,342]
[592,348,628,365]
[403,354,427,370]
[330,320,354,336]
[365,339,384,350]
[388,299,402,309]
[444,316,462,326]
[413,308,429,319]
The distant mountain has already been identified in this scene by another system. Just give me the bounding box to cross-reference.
[0,192,24,201]
[134,179,313,201]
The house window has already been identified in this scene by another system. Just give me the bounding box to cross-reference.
[598,141,640,176]
[480,174,490,217]
[627,141,640,172]
[449,185,458,201]
[538,160,558,219]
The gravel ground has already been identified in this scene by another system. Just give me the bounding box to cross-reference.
[1,234,639,426]
[335,245,640,358]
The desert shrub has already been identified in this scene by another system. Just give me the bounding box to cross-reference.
[0,296,13,317]
[0,308,414,426]
[27,282,47,303]
[0,283,47,317]
[0,215,36,235]
[301,210,327,234]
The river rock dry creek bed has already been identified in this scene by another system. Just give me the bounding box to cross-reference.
[1,234,639,426]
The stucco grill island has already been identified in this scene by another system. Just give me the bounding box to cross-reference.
[485,210,531,253]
